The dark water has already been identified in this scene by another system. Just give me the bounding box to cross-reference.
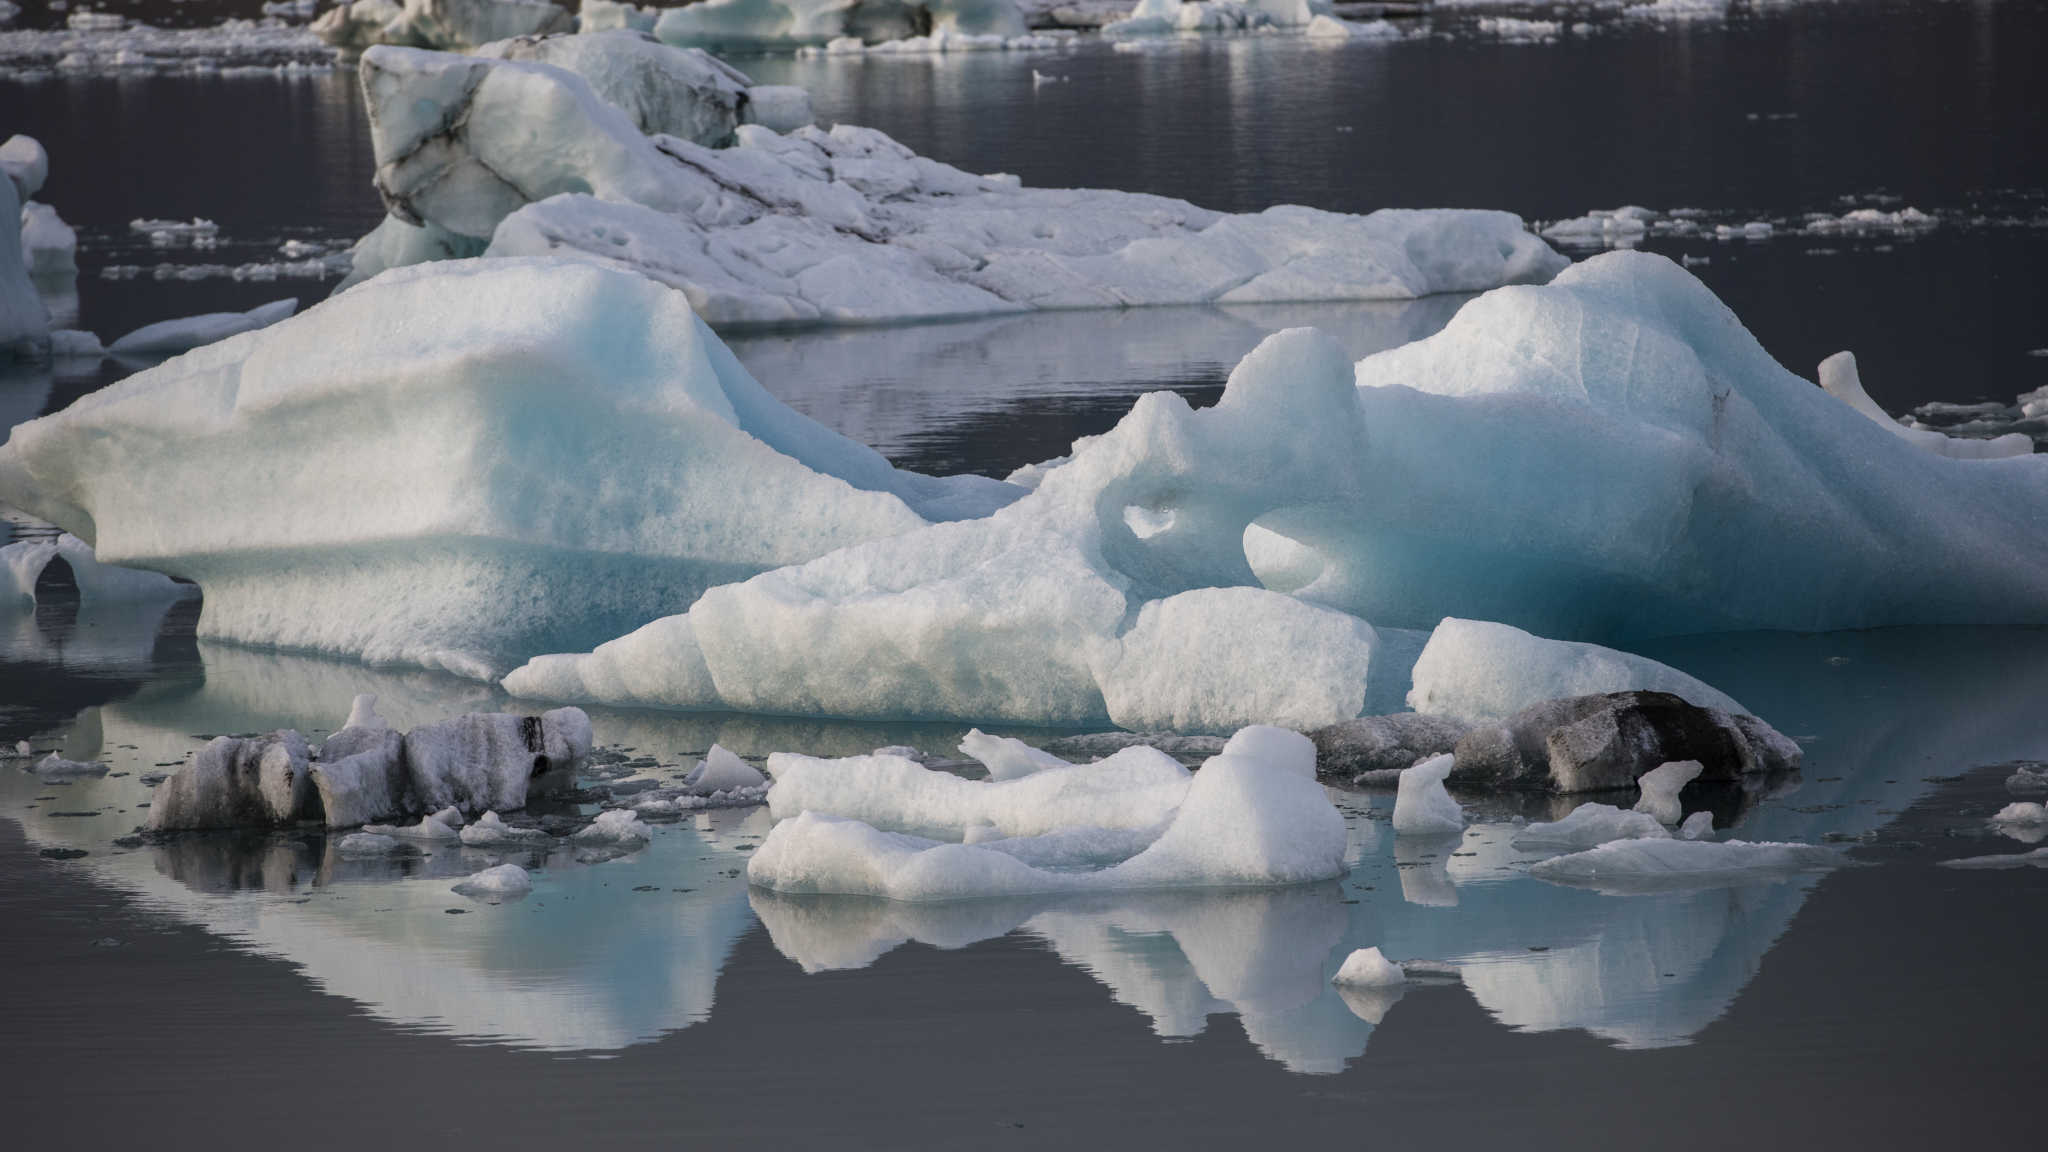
[4,7,2048,1145]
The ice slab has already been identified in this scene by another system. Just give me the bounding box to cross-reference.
[1512,802,1670,848]
[748,741,1347,898]
[0,258,1018,676]
[1408,618,1745,725]
[1528,837,1844,895]
[682,744,767,794]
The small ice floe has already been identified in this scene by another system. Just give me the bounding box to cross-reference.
[1937,847,2048,870]
[1988,802,2048,844]
[364,813,459,840]
[2007,765,2048,794]
[335,832,404,857]
[681,744,767,794]
[12,740,31,757]
[343,694,387,731]
[1332,947,1407,988]
[31,752,109,777]
[1632,759,1703,825]
[1529,838,1844,895]
[459,811,552,847]
[452,863,532,897]
[958,729,1070,781]
[1391,754,1465,835]
[571,809,652,845]
[1512,803,1669,849]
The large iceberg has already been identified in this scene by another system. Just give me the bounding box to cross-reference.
[340,42,1568,322]
[0,258,1017,677]
[507,250,2048,725]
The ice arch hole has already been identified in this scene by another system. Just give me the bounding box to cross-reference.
[1242,520,1325,594]
[32,555,79,602]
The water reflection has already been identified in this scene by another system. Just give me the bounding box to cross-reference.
[2,624,2044,1066]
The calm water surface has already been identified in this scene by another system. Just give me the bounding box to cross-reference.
[2,5,2046,1145]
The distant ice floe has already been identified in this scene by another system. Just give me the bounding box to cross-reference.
[1527,837,1845,896]
[0,15,339,77]
[1540,203,1945,250]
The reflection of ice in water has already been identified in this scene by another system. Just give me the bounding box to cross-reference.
[5,625,2045,1063]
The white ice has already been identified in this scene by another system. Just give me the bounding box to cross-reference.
[32,752,109,777]
[1106,0,1331,36]
[572,807,652,843]
[653,0,1027,51]
[341,42,1566,323]
[1678,810,1714,840]
[958,728,1071,781]
[1819,351,2033,460]
[452,862,534,895]
[1304,15,1402,40]
[763,745,1191,837]
[1512,802,1671,849]
[1330,946,1406,987]
[1529,838,1844,895]
[1632,759,1703,824]
[343,694,389,731]
[747,737,1346,898]
[1391,753,1465,835]
[20,201,77,280]
[106,298,298,356]
[336,832,405,856]
[2,15,338,74]
[366,812,460,839]
[0,135,49,352]
[147,731,317,831]
[2,533,194,604]
[682,744,767,794]
[1407,618,1745,725]
[460,809,553,845]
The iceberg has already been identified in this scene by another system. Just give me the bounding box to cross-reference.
[1407,618,1745,725]
[653,0,1028,53]
[0,258,1017,676]
[342,42,1568,321]
[747,737,1347,898]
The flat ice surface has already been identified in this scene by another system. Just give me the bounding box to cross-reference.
[1528,838,1845,895]
[1407,618,1745,725]
[0,258,1017,677]
[747,745,1347,898]
[346,42,1567,325]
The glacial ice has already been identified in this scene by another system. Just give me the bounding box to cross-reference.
[1331,946,1406,987]
[652,0,1028,52]
[147,730,317,831]
[1528,838,1844,895]
[460,810,554,845]
[1,15,339,74]
[106,298,299,356]
[747,739,1346,898]
[1390,753,1464,835]
[452,862,534,895]
[1305,15,1402,40]
[681,744,767,794]
[1219,725,1319,780]
[1512,802,1670,848]
[1632,759,1703,824]
[572,808,652,843]
[1818,351,2034,460]
[367,812,461,839]
[344,42,1566,321]
[763,745,1192,837]
[0,258,1020,675]
[2,534,194,604]
[958,728,1071,781]
[1407,619,1745,725]
[402,706,592,815]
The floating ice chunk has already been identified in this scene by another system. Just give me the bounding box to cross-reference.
[429,804,466,827]
[309,723,407,827]
[1632,759,1703,824]
[1476,16,1559,42]
[403,707,591,816]
[1678,810,1714,840]
[1391,753,1465,835]
[1331,946,1406,987]
[1819,351,2034,460]
[1990,802,2048,826]
[764,746,1191,838]
[368,813,460,839]
[740,85,815,133]
[343,694,388,732]
[577,0,658,33]
[2007,766,2048,794]
[1450,690,1795,793]
[1937,847,2048,870]
[748,747,1344,898]
[0,141,49,352]
[0,135,48,201]
[12,741,29,756]
[972,818,1169,868]
[572,808,652,843]
[47,330,102,357]
[452,862,534,895]
[32,752,109,777]
[682,744,767,794]
[1218,725,1318,780]
[1513,803,1671,849]
[460,810,552,845]
[1408,619,1744,726]
[871,745,925,761]
[20,202,78,279]
[106,298,297,356]
[336,832,407,856]
[655,0,1026,50]
[1529,838,1843,894]
[958,729,1072,782]
[147,731,316,831]
[386,0,574,52]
